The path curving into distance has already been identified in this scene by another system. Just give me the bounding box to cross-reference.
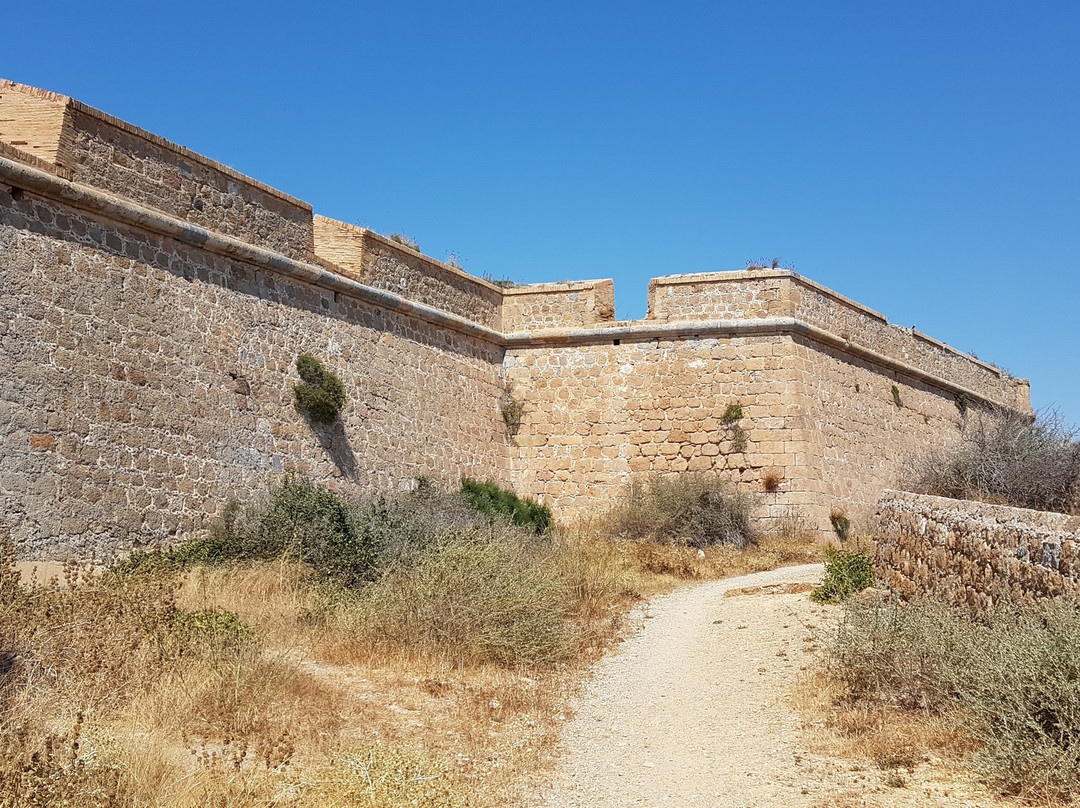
[530,564,827,808]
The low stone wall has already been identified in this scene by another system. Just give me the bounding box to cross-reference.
[876,490,1080,608]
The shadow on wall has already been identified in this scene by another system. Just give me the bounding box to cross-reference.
[312,420,359,481]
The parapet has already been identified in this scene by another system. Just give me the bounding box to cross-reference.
[501,279,616,331]
[0,79,314,261]
[647,269,1030,411]
[313,216,503,330]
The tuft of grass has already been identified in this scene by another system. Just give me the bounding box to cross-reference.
[500,396,524,437]
[810,547,873,604]
[602,473,755,549]
[721,403,744,425]
[829,508,851,542]
[891,384,903,408]
[388,232,420,252]
[763,471,783,493]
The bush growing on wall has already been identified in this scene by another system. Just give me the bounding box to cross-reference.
[293,354,346,424]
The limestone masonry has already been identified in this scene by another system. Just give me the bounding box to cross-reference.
[0,80,1031,559]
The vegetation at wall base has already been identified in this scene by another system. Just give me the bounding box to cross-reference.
[459,478,552,533]
[810,547,873,603]
[2,471,827,806]
[910,406,1080,514]
[293,354,346,424]
[825,596,1080,801]
[602,473,755,549]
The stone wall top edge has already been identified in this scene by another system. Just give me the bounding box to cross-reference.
[650,269,889,323]
[0,79,69,105]
[356,224,506,294]
[650,268,1021,387]
[879,489,1080,529]
[500,279,614,295]
[1,79,312,212]
[0,154,504,346]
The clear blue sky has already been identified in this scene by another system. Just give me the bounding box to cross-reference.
[7,1,1079,423]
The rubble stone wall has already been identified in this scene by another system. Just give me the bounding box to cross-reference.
[876,490,1080,608]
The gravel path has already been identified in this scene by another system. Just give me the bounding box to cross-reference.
[530,564,829,808]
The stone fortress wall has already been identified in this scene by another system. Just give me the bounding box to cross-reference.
[0,80,1031,558]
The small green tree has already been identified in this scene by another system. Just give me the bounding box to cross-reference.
[293,354,346,424]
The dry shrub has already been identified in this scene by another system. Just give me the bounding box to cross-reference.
[827,596,1080,801]
[762,470,783,493]
[602,473,755,548]
[315,531,572,665]
[909,406,1080,514]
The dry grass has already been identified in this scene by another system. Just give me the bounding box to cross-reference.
[793,671,976,771]
[0,512,821,807]
[797,595,1080,805]
[625,534,823,595]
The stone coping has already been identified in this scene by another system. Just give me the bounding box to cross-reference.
[500,279,612,295]
[878,489,1080,532]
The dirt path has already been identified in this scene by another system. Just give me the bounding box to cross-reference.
[528,564,993,808]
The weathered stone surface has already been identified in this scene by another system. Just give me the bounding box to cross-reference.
[0,79,1034,559]
[876,491,1080,607]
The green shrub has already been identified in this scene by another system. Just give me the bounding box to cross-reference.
[828,598,1080,800]
[602,473,755,549]
[293,354,346,424]
[460,478,552,533]
[721,403,743,425]
[121,477,378,586]
[891,384,903,408]
[810,547,873,603]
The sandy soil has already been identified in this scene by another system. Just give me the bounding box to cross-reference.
[528,564,1001,808]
